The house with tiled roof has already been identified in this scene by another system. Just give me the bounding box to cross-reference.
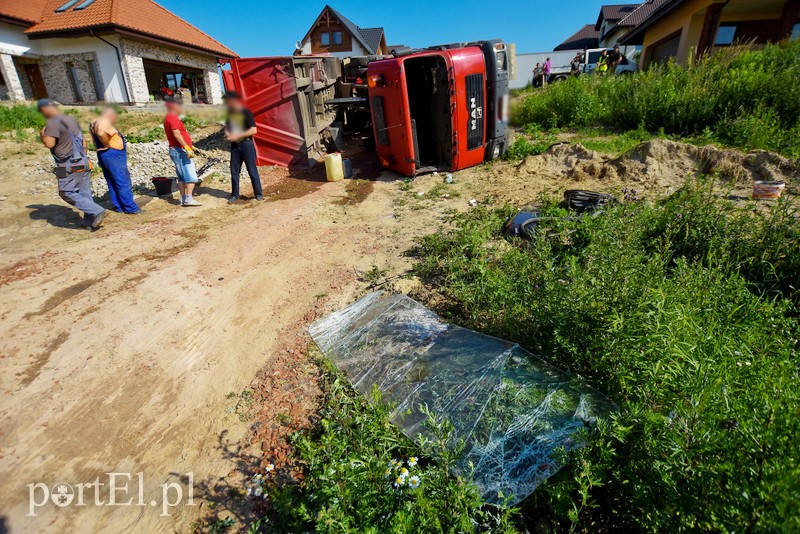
[0,0,237,105]
[554,24,600,51]
[619,0,800,68]
[296,5,387,58]
[595,4,640,47]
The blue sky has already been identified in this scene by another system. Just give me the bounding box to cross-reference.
[158,0,610,57]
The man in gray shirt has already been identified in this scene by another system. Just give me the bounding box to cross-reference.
[39,99,107,230]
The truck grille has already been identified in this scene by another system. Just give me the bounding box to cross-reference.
[465,73,484,150]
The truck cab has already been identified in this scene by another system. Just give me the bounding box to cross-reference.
[367,40,509,176]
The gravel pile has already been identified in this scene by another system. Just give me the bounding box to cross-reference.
[23,130,231,198]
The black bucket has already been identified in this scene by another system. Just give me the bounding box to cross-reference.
[151,177,174,197]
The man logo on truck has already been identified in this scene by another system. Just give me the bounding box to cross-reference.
[470,97,483,131]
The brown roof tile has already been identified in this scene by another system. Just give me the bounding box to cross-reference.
[554,24,600,51]
[617,0,671,28]
[0,0,50,24]
[18,0,236,57]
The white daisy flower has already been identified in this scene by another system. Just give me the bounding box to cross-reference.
[399,468,409,478]
[254,487,263,497]
[408,475,421,489]
[408,457,418,467]
[265,463,275,472]
[394,475,406,487]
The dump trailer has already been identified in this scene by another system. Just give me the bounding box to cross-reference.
[221,56,343,167]
[221,39,509,176]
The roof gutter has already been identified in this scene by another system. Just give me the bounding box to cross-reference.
[91,29,131,103]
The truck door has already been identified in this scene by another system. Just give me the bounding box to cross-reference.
[449,48,489,172]
[367,58,417,176]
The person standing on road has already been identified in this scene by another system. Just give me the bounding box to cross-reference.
[543,58,552,85]
[532,63,542,86]
[223,91,263,203]
[608,45,623,73]
[163,97,201,207]
[597,50,609,75]
[38,99,108,230]
[90,107,141,214]
[570,53,582,77]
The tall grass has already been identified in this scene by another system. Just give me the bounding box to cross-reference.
[513,41,800,157]
[414,180,800,531]
[0,104,45,132]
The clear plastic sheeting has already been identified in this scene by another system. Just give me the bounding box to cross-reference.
[309,292,618,504]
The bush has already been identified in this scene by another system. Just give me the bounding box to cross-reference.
[513,41,800,157]
[413,180,800,531]
[268,355,519,533]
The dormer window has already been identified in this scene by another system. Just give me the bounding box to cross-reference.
[55,0,96,12]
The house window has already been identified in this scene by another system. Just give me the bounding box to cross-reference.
[65,62,84,102]
[714,25,737,46]
[87,60,103,100]
[320,32,330,46]
[164,73,179,91]
[333,31,343,45]
[792,22,800,41]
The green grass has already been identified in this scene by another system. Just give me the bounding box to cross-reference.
[513,41,800,158]
[266,354,519,533]
[413,180,800,531]
[125,126,165,143]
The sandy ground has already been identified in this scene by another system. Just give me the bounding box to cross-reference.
[0,129,795,532]
[0,136,459,532]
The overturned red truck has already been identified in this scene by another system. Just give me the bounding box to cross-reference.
[221,40,509,176]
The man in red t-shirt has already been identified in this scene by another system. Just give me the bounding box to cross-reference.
[163,97,201,206]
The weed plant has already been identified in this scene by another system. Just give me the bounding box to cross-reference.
[268,356,519,533]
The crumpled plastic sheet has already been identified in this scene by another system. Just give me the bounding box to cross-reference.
[309,291,618,505]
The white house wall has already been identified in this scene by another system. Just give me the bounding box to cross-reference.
[0,22,45,56]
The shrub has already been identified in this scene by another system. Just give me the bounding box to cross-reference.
[413,180,800,531]
[514,41,800,157]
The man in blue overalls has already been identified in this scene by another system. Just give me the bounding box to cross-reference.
[90,107,140,214]
[39,99,108,230]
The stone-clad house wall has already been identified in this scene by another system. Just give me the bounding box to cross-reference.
[38,51,103,104]
[119,38,222,105]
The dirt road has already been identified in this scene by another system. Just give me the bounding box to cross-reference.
[0,141,443,531]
